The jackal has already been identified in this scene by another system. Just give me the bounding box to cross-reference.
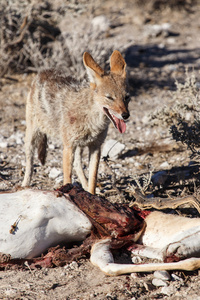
[22,50,130,194]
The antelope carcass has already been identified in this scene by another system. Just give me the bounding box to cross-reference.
[1,185,200,275]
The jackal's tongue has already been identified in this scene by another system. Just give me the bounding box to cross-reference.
[113,115,126,134]
[103,107,127,134]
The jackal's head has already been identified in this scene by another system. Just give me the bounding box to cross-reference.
[83,50,130,134]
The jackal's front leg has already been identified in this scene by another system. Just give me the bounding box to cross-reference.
[88,146,101,194]
[63,145,74,184]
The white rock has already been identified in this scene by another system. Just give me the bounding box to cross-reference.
[102,139,125,159]
[154,270,171,281]
[159,161,170,169]
[171,274,183,282]
[141,115,149,124]
[91,15,110,32]
[9,132,24,145]
[49,144,55,150]
[132,256,142,264]
[21,120,26,126]
[64,261,79,270]
[0,141,8,148]
[55,174,63,185]
[5,288,19,297]
[145,23,171,38]
[152,278,168,287]
[160,285,175,296]
[49,167,62,179]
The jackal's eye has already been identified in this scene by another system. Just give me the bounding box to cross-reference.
[105,94,114,101]
[125,93,130,102]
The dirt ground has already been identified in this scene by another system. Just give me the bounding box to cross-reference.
[1,0,200,299]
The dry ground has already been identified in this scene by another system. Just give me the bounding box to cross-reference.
[1,0,200,299]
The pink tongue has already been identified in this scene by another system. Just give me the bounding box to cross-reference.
[113,116,126,133]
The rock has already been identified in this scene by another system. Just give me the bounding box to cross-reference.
[130,273,138,279]
[145,23,172,38]
[64,261,79,270]
[55,174,63,185]
[102,139,125,159]
[0,141,8,148]
[49,167,62,179]
[152,171,168,186]
[160,285,176,296]
[152,278,168,287]
[154,270,171,281]
[132,256,142,264]
[91,15,110,32]
[9,132,24,145]
[171,274,183,282]
[5,288,19,297]
[159,161,170,169]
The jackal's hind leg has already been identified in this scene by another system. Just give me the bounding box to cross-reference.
[74,146,88,191]
[88,146,100,194]
[22,129,38,187]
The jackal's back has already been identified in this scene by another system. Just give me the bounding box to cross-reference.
[29,70,79,135]
[28,69,108,146]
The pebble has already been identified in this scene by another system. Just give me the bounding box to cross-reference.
[152,278,168,287]
[145,23,171,38]
[64,261,79,270]
[5,288,19,297]
[171,273,183,282]
[151,170,168,186]
[55,174,63,185]
[102,139,125,159]
[159,161,170,169]
[49,167,62,179]
[0,141,8,148]
[130,272,138,279]
[154,270,171,281]
[160,285,175,296]
[91,15,110,32]
[132,256,142,264]
[9,132,24,145]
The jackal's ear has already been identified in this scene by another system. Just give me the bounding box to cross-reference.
[110,50,126,78]
[83,52,104,87]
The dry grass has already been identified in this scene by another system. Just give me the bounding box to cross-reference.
[0,0,114,79]
[151,70,200,158]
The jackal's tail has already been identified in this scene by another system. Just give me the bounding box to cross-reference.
[37,132,47,165]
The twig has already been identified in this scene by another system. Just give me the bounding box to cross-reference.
[129,189,200,213]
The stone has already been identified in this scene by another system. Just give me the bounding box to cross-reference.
[102,139,125,159]
[49,167,62,179]
[91,15,110,32]
[152,278,168,287]
[154,270,171,281]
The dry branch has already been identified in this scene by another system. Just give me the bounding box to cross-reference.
[130,189,200,213]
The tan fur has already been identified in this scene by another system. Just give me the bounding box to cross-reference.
[22,51,129,194]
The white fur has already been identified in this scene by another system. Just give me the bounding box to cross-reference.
[0,189,92,258]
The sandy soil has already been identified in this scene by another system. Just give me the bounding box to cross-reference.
[1,1,200,299]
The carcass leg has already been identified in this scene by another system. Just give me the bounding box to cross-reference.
[90,239,200,276]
